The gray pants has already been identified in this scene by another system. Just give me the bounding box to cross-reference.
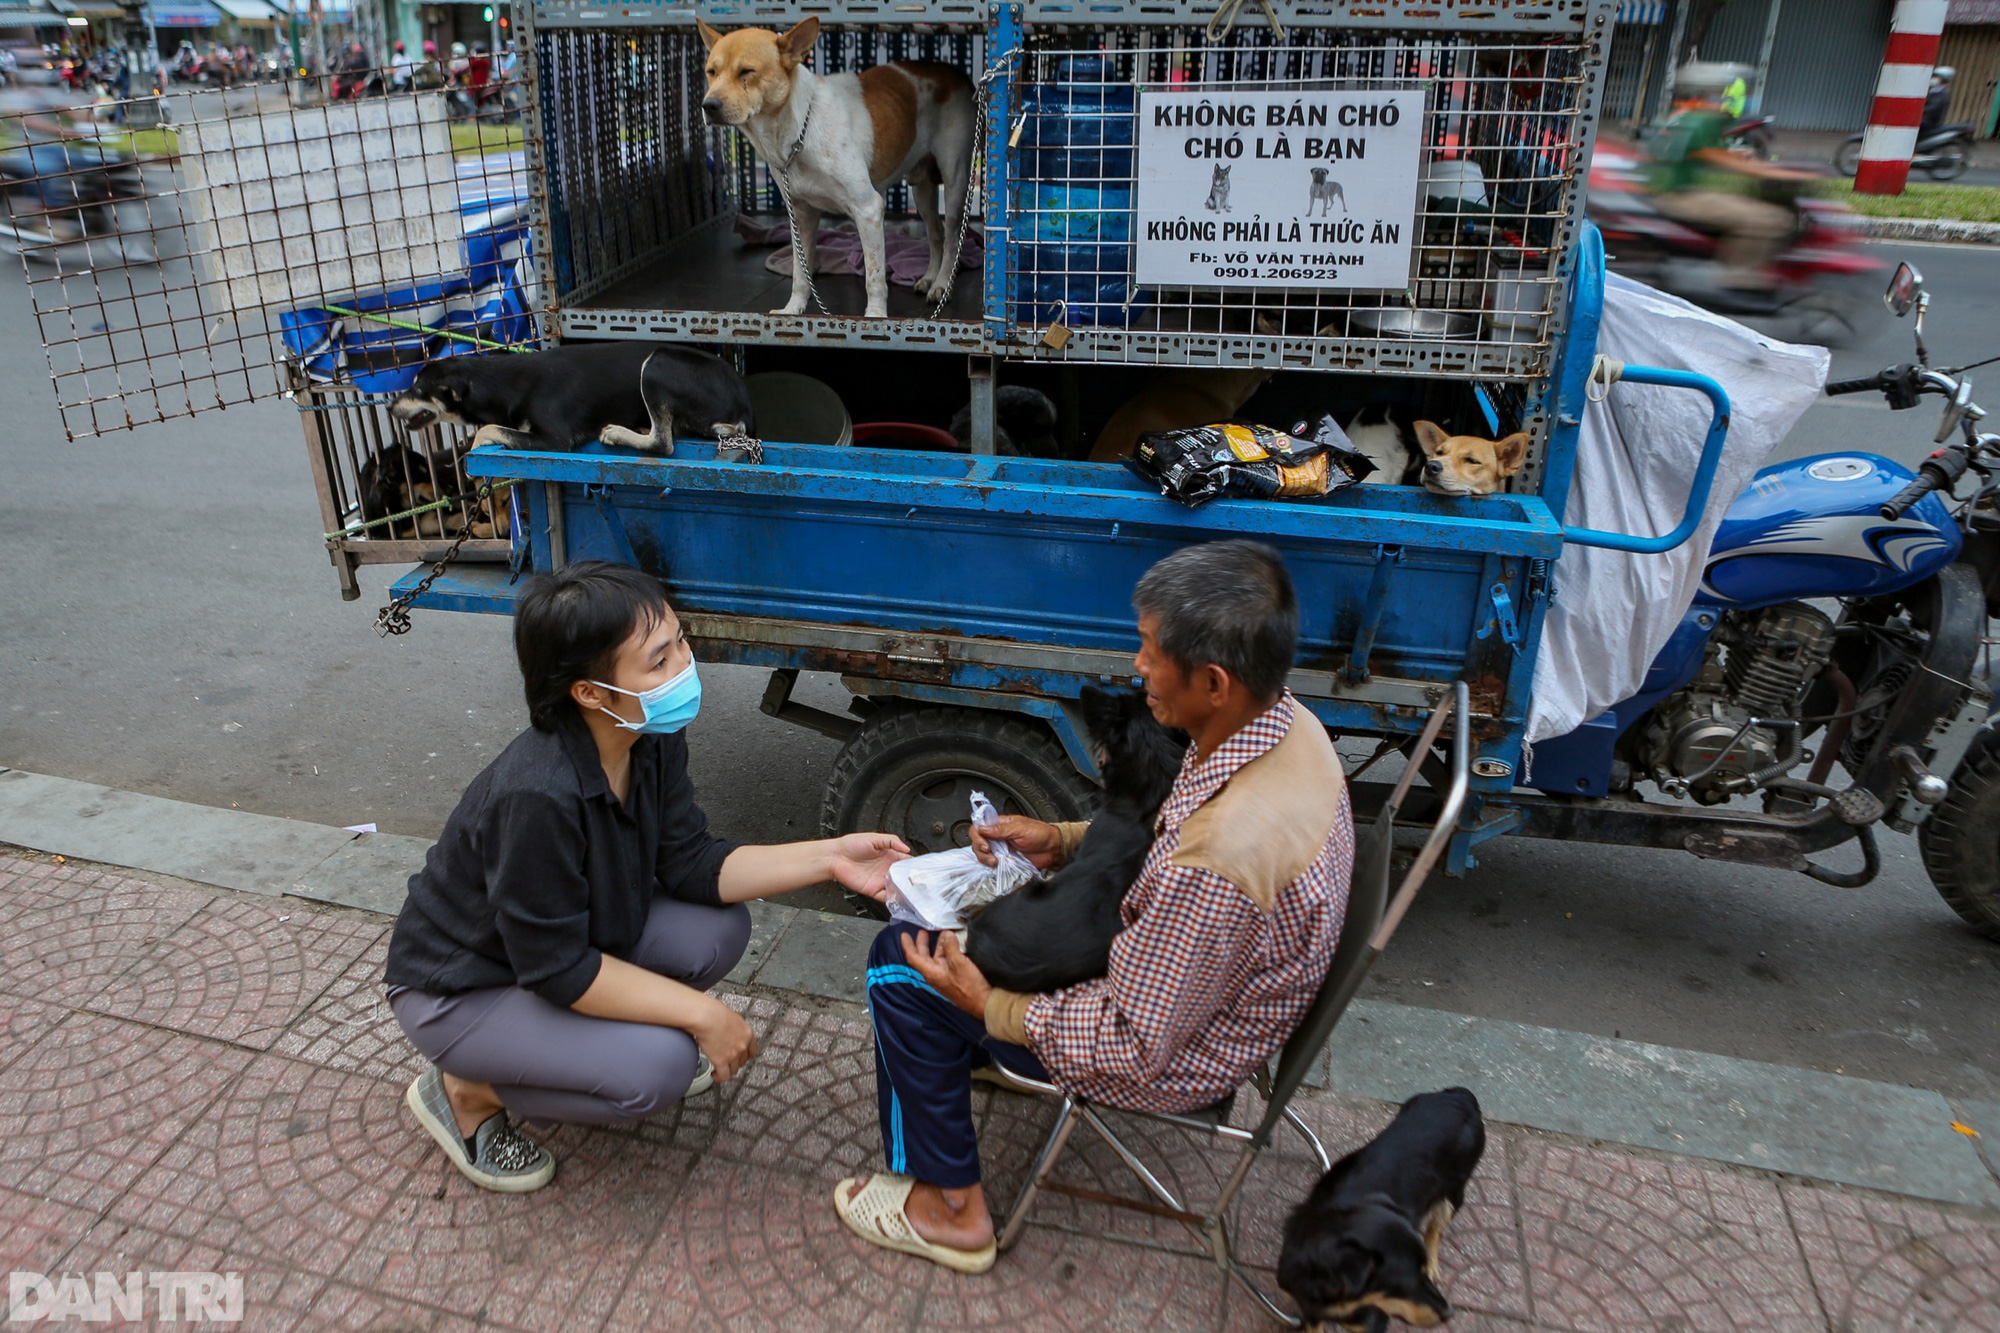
[388,897,751,1125]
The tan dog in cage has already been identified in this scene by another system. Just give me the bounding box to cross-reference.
[358,444,512,541]
[696,16,976,319]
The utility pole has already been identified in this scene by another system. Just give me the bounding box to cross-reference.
[1855,0,1948,196]
[1749,0,1783,115]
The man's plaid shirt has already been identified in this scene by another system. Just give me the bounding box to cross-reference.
[1016,692,1352,1113]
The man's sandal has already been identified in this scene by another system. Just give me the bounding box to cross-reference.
[832,1173,997,1274]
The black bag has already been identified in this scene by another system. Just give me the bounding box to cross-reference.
[1126,422,1374,508]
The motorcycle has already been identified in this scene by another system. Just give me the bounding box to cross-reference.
[1835,123,1975,181]
[1532,262,2000,939]
[1724,113,1776,160]
[1586,144,1881,346]
[0,135,156,264]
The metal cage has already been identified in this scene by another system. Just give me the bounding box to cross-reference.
[529,0,1614,385]
[297,379,516,600]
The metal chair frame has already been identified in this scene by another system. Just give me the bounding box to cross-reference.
[988,682,1472,1326]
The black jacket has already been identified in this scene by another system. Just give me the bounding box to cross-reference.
[383,710,739,1006]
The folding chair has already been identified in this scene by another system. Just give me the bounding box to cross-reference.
[989,681,1472,1326]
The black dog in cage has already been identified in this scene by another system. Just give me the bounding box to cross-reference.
[390,342,751,456]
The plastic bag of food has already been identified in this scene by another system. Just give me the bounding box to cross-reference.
[1125,422,1374,508]
[886,791,1040,930]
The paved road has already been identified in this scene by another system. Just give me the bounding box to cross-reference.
[0,239,1995,1105]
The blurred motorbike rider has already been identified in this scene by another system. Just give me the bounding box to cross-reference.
[1921,66,1954,137]
[1647,64,1814,290]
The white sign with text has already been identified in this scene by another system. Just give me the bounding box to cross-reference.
[1133,88,1426,290]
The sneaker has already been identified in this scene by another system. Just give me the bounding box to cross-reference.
[404,1066,555,1193]
[685,1053,715,1097]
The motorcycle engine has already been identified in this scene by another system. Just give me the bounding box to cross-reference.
[1640,602,1837,803]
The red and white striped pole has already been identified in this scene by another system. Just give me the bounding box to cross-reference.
[1855,0,1949,196]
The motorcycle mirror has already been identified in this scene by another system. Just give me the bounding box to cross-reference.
[1885,262,1923,317]
[1936,378,1974,444]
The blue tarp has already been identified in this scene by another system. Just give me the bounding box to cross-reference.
[280,152,534,394]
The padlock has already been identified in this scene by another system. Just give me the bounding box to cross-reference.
[1041,302,1071,350]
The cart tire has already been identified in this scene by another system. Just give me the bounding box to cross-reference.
[1918,726,2000,942]
[1833,137,1864,177]
[820,705,1099,919]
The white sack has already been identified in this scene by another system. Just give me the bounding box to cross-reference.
[1524,274,1829,745]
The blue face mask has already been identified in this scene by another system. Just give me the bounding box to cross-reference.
[592,660,701,735]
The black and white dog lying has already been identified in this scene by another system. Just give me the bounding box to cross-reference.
[964,686,1187,993]
[389,342,752,455]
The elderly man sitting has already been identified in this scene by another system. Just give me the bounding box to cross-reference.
[834,540,1355,1272]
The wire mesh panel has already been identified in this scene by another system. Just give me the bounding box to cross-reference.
[2,75,535,440]
[1004,22,1606,378]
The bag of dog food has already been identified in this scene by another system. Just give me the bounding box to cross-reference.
[886,791,1040,930]
[1125,422,1374,508]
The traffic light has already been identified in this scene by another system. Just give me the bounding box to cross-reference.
[481,5,493,19]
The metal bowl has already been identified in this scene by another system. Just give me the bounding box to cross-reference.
[1347,308,1480,339]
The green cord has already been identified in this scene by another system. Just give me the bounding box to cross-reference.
[325,480,516,541]
[320,305,534,354]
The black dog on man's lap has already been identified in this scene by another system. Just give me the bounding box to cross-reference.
[964,686,1187,993]
[388,341,751,455]
[1278,1088,1487,1332]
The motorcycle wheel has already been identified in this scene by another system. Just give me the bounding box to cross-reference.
[1918,726,2000,941]
[1833,137,1864,177]
[1925,142,1970,182]
[1743,127,1774,161]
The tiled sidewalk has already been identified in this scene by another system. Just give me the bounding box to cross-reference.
[1,854,1996,1332]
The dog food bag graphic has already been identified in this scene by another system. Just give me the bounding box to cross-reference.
[1128,423,1374,508]
[886,792,1041,930]
[1133,88,1425,291]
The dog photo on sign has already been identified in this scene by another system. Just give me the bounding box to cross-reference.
[1308,167,1346,216]
[1205,164,1232,213]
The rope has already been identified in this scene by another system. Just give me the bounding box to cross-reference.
[320,305,535,354]
[326,479,515,541]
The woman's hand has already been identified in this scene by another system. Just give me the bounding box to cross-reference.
[687,996,758,1084]
[899,928,993,1019]
[826,832,910,903]
[970,815,1063,869]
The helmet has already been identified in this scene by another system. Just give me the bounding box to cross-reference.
[1672,59,1753,99]
[422,40,436,55]
[451,42,467,57]
[1934,66,1956,83]
[394,40,405,52]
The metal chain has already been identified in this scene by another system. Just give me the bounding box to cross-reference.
[717,431,765,464]
[929,45,1019,320]
[374,480,497,637]
[769,163,831,317]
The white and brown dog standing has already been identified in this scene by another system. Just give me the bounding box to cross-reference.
[697,17,976,319]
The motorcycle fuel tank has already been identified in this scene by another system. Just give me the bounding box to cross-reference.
[1700,453,1961,608]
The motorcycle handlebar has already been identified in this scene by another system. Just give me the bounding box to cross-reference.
[1825,375,1882,395]
[1880,473,1942,521]
[1880,446,1972,520]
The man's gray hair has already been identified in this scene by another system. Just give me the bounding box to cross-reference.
[1132,541,1299,700]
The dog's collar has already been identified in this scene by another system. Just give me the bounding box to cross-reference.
[775,87,815,170]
